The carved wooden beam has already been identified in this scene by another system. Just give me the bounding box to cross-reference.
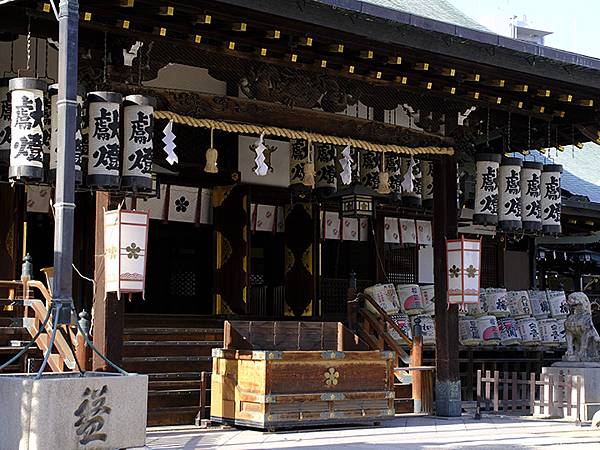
[111,83,453,148]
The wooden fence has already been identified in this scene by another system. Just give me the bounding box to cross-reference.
[477,370,582,421]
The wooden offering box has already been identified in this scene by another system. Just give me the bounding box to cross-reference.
[210,320,395,430]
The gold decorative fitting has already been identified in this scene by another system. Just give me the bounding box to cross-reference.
[558,94,573,102]
[534,105,545,114]
[196,14,212,25]
[159,6,174,16]
[387,56,402,65]
[511,84,528,92]
[233,22,247,32]
[577,99,594,107]
[117,19,129,29]
[555,110,566,118]
[468,91,480,99]
[395,75,408,84]
[487,79,505,87]
[415,62,429,71]
[266,30,281,39]
[537,89,551,97]
[156,27,167,36]
[288,53,298,62]
[41,3,51,13]
[444,86,456,95]
[324,368,340,386]
[441,68,456,76]
[259,48,267,57]
[120,0,134,6]
[371,71,382,79]
[345,65,355,74]
[153,111,455,156]
[299,36,313,46]
[191,34,202,44]
[83,11,92,21]
[330,44,344,53]
[227,41,236,51]
[465,73,480,82]
[318,59,327,68]
[420,81,433,90]
[511,100,523,109]
[360,50,374,59]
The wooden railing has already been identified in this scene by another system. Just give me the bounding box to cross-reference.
[0,277,77,372]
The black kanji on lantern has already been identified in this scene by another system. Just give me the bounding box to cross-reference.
[480,166,497,192]
[544,203,561,222]
[0,125,9,146]
[316,164,337,184]
[526,173,541,197]
[479,194,498,214]
[13,133,44,162]
[290,163,305,181]
[128,147,152,174]
[544,176,560,200]
[504,169,520,194]
[291,141,308,160]
[128,110,152,144]
[525,200,541,219]
[92,142,120,170]
[92,108,119,141]
[504,197,521,216]
[14,95,43,130]
[0,96,9,121]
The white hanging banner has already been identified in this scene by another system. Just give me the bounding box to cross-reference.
[541,164,562,234]
[104,209,149,300]
[341,217,359,241]
[322,211,341,240]
[134,184,167,220]
[168,185,198,223]
[446,237,482,305]
[8,77,48,181]
[252,204,277,232]
[339,144,353,186]
[399,218,417,244]
[415,220,432,246]
[253,132,268,176]
[26,186,52,213]
[384,217,400,244]
[162,120,178,165]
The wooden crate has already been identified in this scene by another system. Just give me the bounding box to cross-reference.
[210,321,395,430]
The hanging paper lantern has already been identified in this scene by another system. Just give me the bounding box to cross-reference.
[74,86,87,185]
[498,156,522,231]
[401,156,421,207]
[360,150,380,190]
[386,153,403,199]
[314,142,337,194]
[104,208,150,299]
[421,160,434,208]
[446,237,482,306]
[473,153,501,225]
[0,78,10,163]
[87,91,122,189]
[520,161,543,231]
[122,94,155,191]
[541,164,562,234]
[8,77,48,181]
[289,139,310,192]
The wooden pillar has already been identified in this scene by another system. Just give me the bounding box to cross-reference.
[92,192,124,371]
[432,156,461,416]
[411,334,424,412]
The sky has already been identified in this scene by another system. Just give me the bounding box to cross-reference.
[448,0,600,59]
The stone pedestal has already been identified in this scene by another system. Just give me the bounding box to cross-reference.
[0,372,148,450]
[536,363,600,421]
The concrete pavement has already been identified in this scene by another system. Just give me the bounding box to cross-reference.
[136,415,600,449]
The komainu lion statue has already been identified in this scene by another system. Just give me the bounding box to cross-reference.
[564,292,600,362]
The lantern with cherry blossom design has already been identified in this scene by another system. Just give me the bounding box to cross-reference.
[446,237,482,306]
[8,77,48,181]
[104,208,149,299]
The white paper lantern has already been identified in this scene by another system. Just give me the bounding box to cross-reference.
[360,150,380,190]
[541,164,562,234]
[8,77,48,181]
[87,91,122,189]
[74,87,87,185]
[314,142,337,194]
[0,79,10,163]
[421,160,434,208]
[122,95,155,192]
[473,153,501,225]
[520,161,543,231]
[498,156,522,231]
[49,84,85,185]
[104,208,149,299]
[446,237,482,305]
[289,139,311,192]
[386,153,403,198]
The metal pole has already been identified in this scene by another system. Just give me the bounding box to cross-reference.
[52,0,79,324]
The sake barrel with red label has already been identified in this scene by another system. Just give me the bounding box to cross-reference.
[411,315,435,344]
[388,313,412,343]
[528,290,550,319]
[547,290,569,319]
[538,318,561,346]
[364,284,400,315]
[506,290,532,318]
[482,288,510,317]
[420,285,435,315]
[476,315,500,345]
[517,317,541,345]
[396,284,424,316]
[497,317,522,345]
[459,318,481,346]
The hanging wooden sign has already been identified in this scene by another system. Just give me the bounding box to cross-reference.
[8,77,48,181]
[104,208,149,299]
[446,237,482,305]
[87,91,122,189]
